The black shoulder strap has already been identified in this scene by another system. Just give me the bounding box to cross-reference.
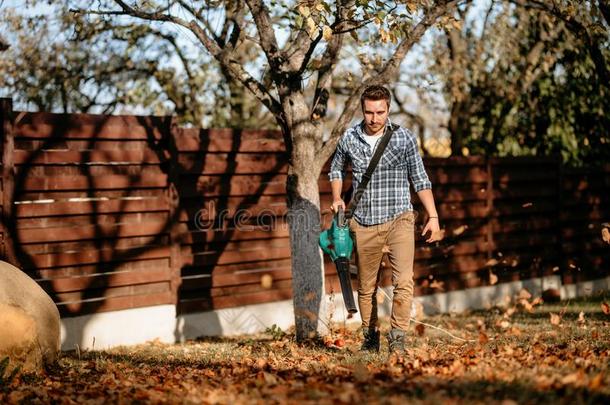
[345,123,398,219]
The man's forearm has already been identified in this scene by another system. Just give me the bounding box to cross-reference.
[417,189,438,217]
[331,180,343,201]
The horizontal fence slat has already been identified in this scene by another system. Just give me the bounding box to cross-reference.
[32,258,170,279]
[21,174,168,191]
[38,268,172,293]
[14,150,164,165]
[13,112,169,140]
[177,152,287,175]
[57,291,174,316]
[28,246,170,269]
[16,221,169,243]
[15,198,169,218]
[173,128,284,152]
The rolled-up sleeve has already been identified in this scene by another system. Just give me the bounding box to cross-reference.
[328,136,347,181]
[405,130,432,192]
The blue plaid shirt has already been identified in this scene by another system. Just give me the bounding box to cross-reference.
[329,120,432,226]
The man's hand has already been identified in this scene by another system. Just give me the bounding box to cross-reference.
[421,217,444,243]
[331,199,346,213]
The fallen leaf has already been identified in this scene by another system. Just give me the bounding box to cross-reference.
[518,289,532,300]
[519,299,534,313]
[589,372,604,390]
[561,370,585,386]
[498,320,510,329]
[509,327,522,336]
[485,258,499,267]
[578,311,585,324]
[602,302,610,315]
[415,323,425,336]
[478,331,489,344]
[489,271,498,285]
[550,313,561,326]
[258,371,279,385]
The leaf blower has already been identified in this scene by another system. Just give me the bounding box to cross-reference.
[319,206,358,314]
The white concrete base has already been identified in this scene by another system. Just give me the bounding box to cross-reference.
[60,305,176,351]
[413,275,562,315]
[60,275,609,350]
[175,299,295,340]
[561,276,610,299]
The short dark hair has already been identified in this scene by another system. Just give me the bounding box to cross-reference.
[361,85,391,108]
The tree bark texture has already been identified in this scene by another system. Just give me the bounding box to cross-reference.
[286,138,327,341]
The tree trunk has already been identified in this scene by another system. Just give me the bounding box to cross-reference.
[449,101,466,156]
[286,129,327,341]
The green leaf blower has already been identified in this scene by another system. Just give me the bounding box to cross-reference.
[318,206,358,314]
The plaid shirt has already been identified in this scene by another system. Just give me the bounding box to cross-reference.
[329,120,432,226]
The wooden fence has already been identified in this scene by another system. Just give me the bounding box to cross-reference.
[0,98,608,318]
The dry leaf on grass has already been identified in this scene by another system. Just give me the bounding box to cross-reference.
[489,271,498,285]
[589,373,604,390]
[602,302,610,315]
[550,313,561,326]
[518,289,532,300]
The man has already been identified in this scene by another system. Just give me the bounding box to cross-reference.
[329,85,442,353]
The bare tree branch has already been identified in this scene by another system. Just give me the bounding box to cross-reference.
[244,0,283,71]
[73,1,283,122]
[319,0,463,163]
[310,0,353,120]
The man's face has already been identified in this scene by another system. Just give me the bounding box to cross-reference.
[362,99,389,135]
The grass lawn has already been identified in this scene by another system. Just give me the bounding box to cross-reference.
[2,292,609,404]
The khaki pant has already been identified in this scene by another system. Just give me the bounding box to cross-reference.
[349,211,415,332]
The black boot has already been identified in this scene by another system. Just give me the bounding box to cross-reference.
[360,328,380,352]
[387,328,406,354]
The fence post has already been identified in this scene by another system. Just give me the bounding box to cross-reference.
[0,98,15,264]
